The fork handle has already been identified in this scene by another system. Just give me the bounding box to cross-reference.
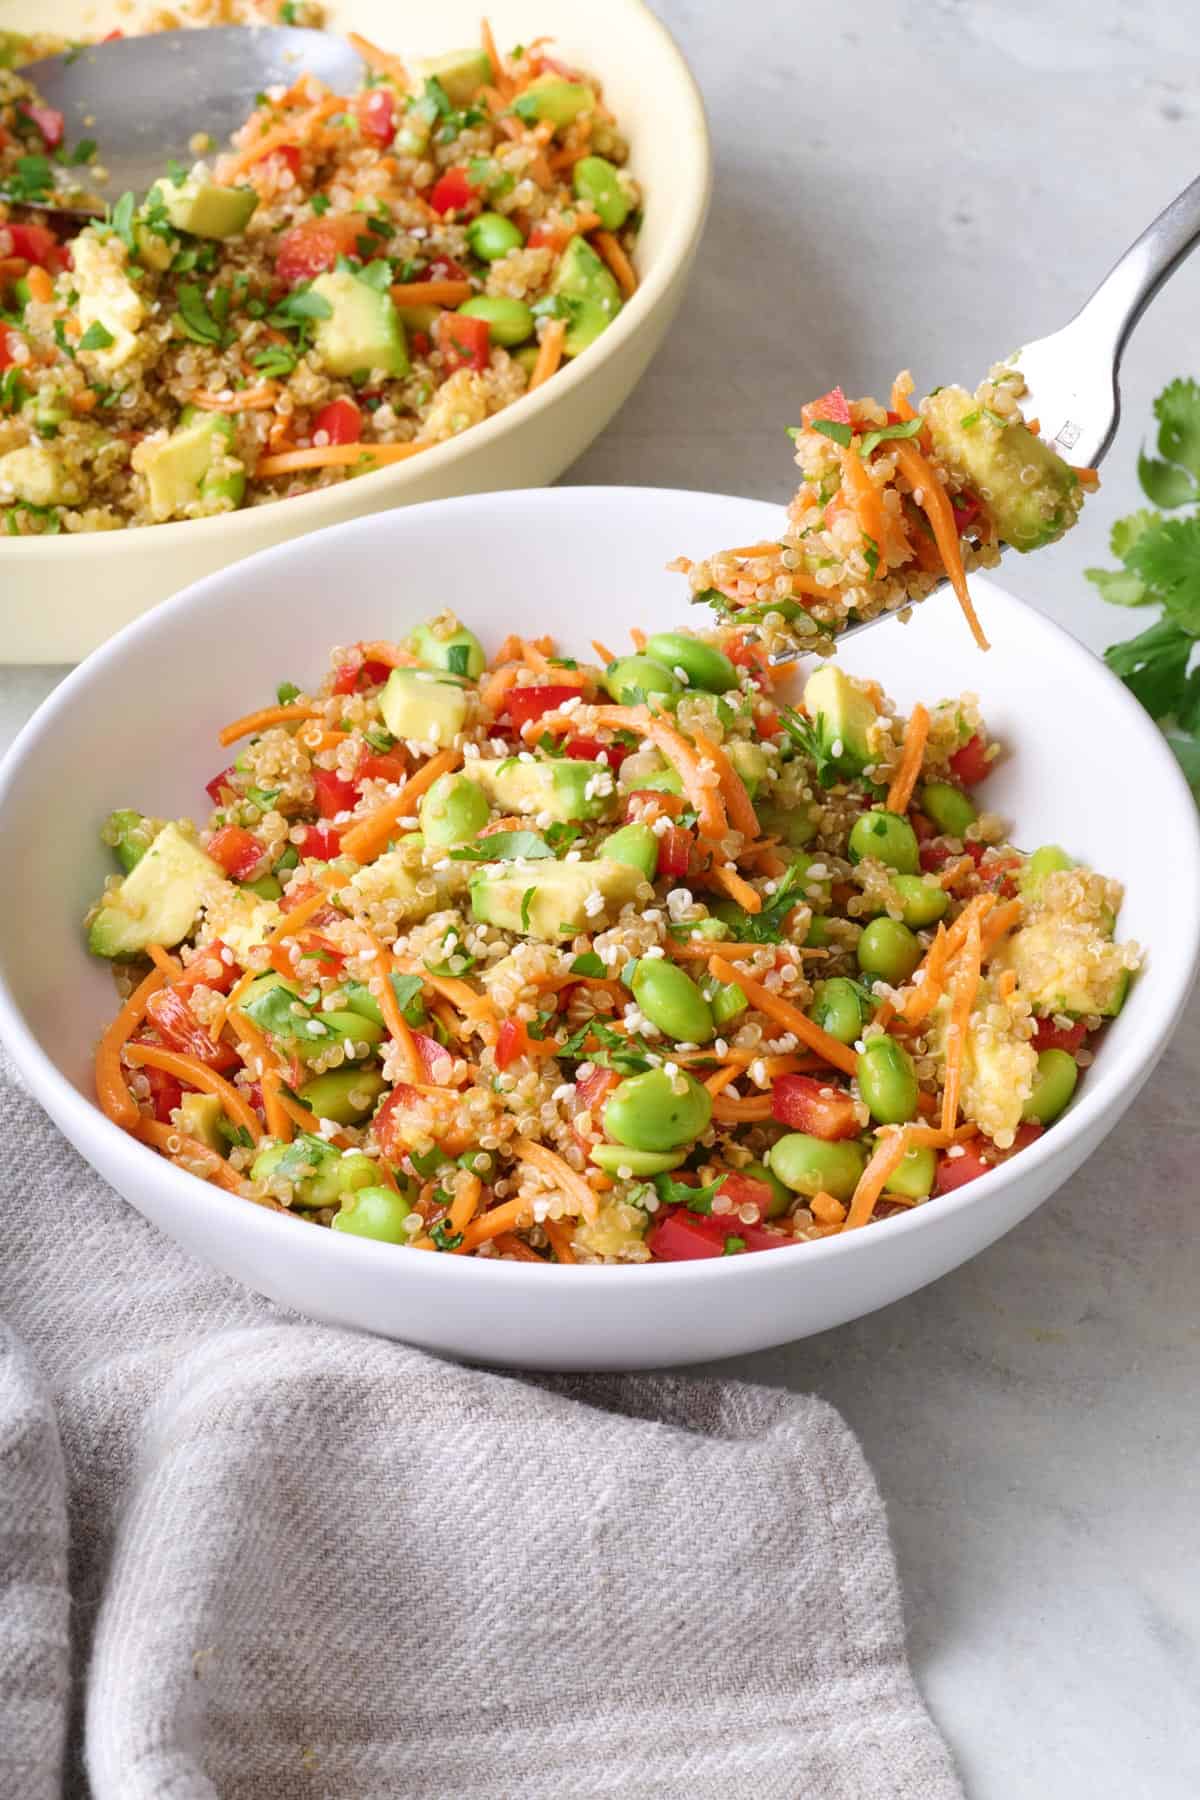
[1075,171,1200,365]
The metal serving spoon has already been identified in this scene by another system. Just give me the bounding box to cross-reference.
[5,26,363,216]
[785,170,1200,649]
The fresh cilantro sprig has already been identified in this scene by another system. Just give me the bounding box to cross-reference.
[778,704,840,788]
[1086,377,1200,793]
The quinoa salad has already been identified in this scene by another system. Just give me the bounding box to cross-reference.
[680,370,1097,655]
[0,20,639,534]
[87,612,1141,1264]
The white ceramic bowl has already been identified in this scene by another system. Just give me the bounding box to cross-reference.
[1,486,1197,1370]
[1,0,710,662]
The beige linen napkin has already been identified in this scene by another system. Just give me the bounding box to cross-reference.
[0,1051,962,1799]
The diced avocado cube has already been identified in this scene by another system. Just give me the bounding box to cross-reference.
[178,1092,224,1150]
[727,741,769,799]
[801,666,879,776]
[149,175,259,240]
[469,856,646,941]
[409,619,486,679]
[0,443,79,507]
[410,47,492,104]
[88,822,222,958]
[104,809,153,873]
[310,269,408,379]
[550,237,622,358]
[344,851,439,922]
[132,411,245,522]
[379,667,468,745]
[513,76,596,130]
[755,799,818,849]
[924,385,1083,552]
[471,757,619,823]
[72,232,145,371]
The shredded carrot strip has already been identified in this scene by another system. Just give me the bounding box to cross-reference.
[222,94,343,180]
[256,442,426,477]
[26,264,54,304]
[456,1194,533,1252]
[124,1044,263,1143]
[980,898,1023,955]
[480,665,520,715]
[725,540,783,558]
[886,703,930,815]
[810,1191,847,1225]
[843,1128,911,1232]
[263,888,328,947]
[906,1122,978,1148]
[708,955,859,1077]
[95,969,166,1130]
[346,32,409,85]
[591,639,616,664]
[541,1216,576,1264]
[528,319,566,390]
[840,443,905,566]
[340,748,460,865]
[480,17,512,99]
[133,1118,249,1193]
[591,230,637,298]
[448,1173,483,1237]
[711,864,762,914]
[890,372,916,421]
[146,944,180,979]
[355,640,423,671]
[935,856,976,891]
[390,280,472,307]
[629,627,646,650]
[891,440,990,651]
[360,929,424,1084]
[899,896,994,1024]
[996,968,1017,1002]
[541,705,728,840]
[703,1065,742,1098]
[940,910,983,1134]
[513,1136,598,1222]
[190,384,277,412]
[232,1014,292,1143]
[218,701,320,746]
[690,730,759,838]
[492,1232,544,1262]
[712,1094,775,1123]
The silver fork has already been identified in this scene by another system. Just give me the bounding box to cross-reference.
[791,170,1200,648]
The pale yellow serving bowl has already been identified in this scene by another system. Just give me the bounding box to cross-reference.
[1,0,710,661]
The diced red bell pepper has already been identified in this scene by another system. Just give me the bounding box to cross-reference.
[647,1206,792,1261]
[413,1032,455,1081]
[951,492,985,535]
[101,28,124,40]
[312,767,360,819]
[527,220,576,253]
[356,751,408,786]
[312,396,362,446]
[624,789,684,823]
[21,103,64,150]
[919,838,985,874]
[771,1073,860,1140]
[260,144,302,178]
[436,308,490,374]
[501,683,580,731]
[429,165,480,216]
[801,385,852,428]
[295,825,342,861]
[424,255,471,284]
[562,735,628,770]
[715,1170,778,1224]
[6,222,60,268]
[1033,1017,1087,1055]
[0,329,22,371]
[949,734,992,786]
[274,213,364,285]
[570,1065,621,1149]
[495,1019,530,1069]
[411,330,431,358]
[331,650,392,694]
[141,1061,185,1124]
[656,825,693,880]
[357,87,397,146]
[934,1123,1044,1194]
[205,764,239,806]
[146,986,239,1071]
[724,632,772,691]
[173,942,238,995]
[206,825,264,880]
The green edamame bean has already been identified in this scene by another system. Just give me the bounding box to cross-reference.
[572,154,630,230]
[409,620,486,678]
[740,1159,791,1219]
[710,979,747,1026]
[919,781,977,837]
[458,294,535,347]
[465,210,525,261]
[604,654,682,705]
[805,915,832,948]
[808,977,867,1045]
[768,1133,867,1202]
[757,799,818,849]
[848,808,920,873]
[242,873,283,901]
[601,821,659,881]
[253,1140,381,1210]
[1020,844,1074,899]
[891,873,949,928]
[297,1066,387,1126]
[786,851,833,908]
[632,959,715,1045]
[332,1184,413,1244]
[1022,1048,1078,1124]
[295,1010,386,1064]
[643,630,738,693]
[603,1067,713,1151]
[419,771,490,846]
[589,1144,686,1175]
[857,918,922,985]
[856,1035,919,1124]
[884,1144,936,1199]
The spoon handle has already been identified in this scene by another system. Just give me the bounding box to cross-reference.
[1072,170,1200,372]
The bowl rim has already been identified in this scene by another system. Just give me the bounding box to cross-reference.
[6,0,712,565]
[1,483,1197,1292]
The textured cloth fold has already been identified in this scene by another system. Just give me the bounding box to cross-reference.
[0,1051,961,1799]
